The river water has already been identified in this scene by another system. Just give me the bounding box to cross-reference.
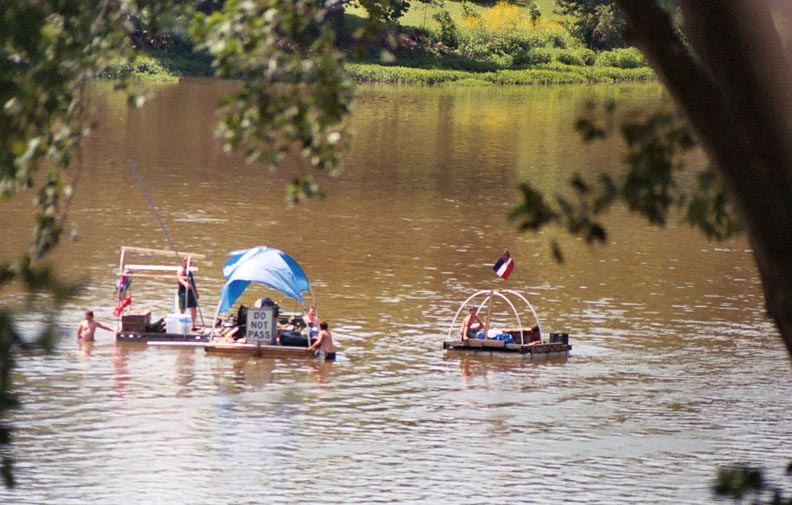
[1,80,791,504]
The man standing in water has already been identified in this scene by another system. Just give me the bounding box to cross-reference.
[76,311,114,341]
[308,321,336,361]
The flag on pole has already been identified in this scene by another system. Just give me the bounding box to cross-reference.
[493,249,514,280]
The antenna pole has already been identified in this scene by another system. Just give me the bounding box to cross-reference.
[128,160,182,265]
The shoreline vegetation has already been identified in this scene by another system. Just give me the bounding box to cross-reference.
[112,0,656,86]
[345,62,654,85]
[117,52,654,86]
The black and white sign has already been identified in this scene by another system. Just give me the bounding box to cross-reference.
[247,307,276,343]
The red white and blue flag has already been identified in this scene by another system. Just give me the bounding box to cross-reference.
[493,249,514,280]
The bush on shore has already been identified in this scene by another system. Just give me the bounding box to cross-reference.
[345,62,655,86]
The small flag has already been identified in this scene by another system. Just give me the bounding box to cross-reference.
[493,250,514,280]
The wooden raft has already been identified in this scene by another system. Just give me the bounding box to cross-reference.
[116,330,210,343]
[204,342,314,358]
[443,339,571,356]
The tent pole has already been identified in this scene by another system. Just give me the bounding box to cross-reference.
[209,300,222,339]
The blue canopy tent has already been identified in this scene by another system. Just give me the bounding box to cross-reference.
[211,246,312,335]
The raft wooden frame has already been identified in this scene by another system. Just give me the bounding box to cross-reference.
[443,339,571,356]
[116,330,210,342]
[204,342,314,358]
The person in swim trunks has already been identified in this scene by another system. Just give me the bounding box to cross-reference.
[308,320,336,361]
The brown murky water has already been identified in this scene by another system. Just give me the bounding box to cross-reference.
[1,80,790,504]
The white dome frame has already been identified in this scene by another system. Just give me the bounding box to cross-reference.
[446,289,543,346]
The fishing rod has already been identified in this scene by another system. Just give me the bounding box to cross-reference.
[128,160,205,327]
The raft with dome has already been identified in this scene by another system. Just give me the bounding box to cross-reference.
[442,289,571,357]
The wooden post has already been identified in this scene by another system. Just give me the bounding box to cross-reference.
[209,300,223,340]
[483,289,495,337]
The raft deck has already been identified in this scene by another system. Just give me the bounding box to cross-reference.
[204,342,314,358]
[443,339,571,356]
[116,330,210,342]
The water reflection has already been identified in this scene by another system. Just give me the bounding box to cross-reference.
[208,354,279,391]
[175,349,196,397]
[112,343,130,397]
[307,359,335,385]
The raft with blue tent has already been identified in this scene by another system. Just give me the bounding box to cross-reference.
[442,289,572,357]
[203,246,318,357]
[115,246,322,359]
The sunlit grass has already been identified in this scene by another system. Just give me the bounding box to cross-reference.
[459,3,568,43]
[355,0,564,33]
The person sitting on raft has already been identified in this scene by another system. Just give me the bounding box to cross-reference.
[461,306,484,341]
[303,306,319,330]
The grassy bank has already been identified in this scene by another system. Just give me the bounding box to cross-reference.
[346,62,654,85]
[118,0,655,86]
[114,51,654,86]
[121,52,654,86]
[343,0,654,85]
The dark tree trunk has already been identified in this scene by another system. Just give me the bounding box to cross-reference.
[616,0,792,358]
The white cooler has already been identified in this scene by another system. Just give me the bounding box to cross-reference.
[166,313,192,334]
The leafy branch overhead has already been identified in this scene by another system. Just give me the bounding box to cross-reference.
[190,0,353,203]
[509,101,741,261]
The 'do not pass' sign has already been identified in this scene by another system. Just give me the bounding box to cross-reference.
[247,307,276,344]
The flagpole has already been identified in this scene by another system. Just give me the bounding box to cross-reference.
[484,289,495,336]
[489,249,514,338]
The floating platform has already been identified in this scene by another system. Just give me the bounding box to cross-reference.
[115,309,212,342]
[444,289,572,358]
[147,340,210,348]
[116,330,210,342]
[204,342,314,358]
[443,339,571,356]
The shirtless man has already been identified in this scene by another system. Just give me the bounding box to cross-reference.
[461,306,484,340]
[307,321,336,361]
[76,311,114,341]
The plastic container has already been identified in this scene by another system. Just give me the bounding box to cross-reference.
[166,313,191,334]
